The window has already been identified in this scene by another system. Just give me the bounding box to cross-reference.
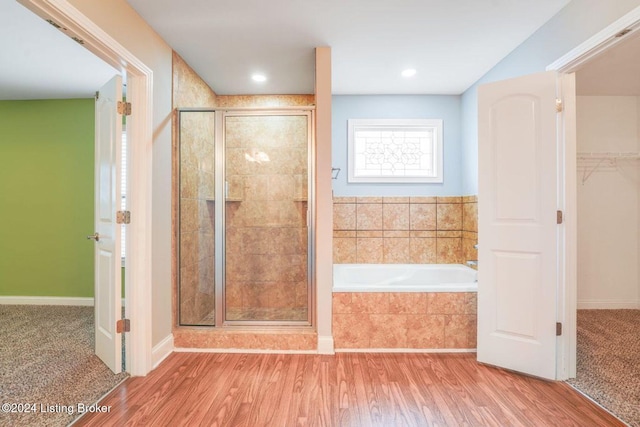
[347,119,443,183]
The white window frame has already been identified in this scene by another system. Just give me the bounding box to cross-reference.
[347,119,443,183]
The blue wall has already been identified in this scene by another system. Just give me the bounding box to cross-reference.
[461,0,640,195]
[332,95,462,196]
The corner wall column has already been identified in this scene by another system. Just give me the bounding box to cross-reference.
[315,46,334,354]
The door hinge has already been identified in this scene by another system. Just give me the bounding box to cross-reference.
[556,98,563,113]
[556,322,562,336]
[116,210,131,224]
[95,91,100,100]
[557,210,563,224]
[117,318,130,333]
[117,101,132,116]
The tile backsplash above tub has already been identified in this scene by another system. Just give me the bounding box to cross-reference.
[333,196,477,265]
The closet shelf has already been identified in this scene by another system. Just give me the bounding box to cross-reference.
[577,152,640,185]
[577,151,640,160]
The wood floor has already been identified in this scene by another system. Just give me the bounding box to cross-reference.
[75,352,623,427]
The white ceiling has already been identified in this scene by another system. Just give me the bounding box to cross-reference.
[0,0,571,99]
[126,0,570,95]
[0,1,117,100]
[577,30,640,96]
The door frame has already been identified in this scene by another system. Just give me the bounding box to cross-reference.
[18,0,154,376]
[546,5,640,380]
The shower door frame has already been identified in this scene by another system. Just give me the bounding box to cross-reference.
[177,107,316,328]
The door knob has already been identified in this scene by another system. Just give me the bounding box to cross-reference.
[87,233,100,242]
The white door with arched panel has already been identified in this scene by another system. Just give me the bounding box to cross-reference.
[477,71,570,380]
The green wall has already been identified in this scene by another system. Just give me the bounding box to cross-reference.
[0,99,95,297]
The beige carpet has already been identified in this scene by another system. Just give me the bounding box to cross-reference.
[567,309,640,427]
[0,305,128,427]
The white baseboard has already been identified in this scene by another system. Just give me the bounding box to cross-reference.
[174,348,318,354]
[577,299,640,309]
[0,296,94,306]
[334,348,477,353]
[317,335,335,355]
[151,334,174,369]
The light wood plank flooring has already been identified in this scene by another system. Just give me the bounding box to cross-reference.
[75,352,622,426]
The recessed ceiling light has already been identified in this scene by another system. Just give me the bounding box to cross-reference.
[252,73,267,82]
[401,68,417,78]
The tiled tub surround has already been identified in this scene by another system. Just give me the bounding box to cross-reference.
[332,195,478,350]
[462,196,478,270]
[333,196,478,266]
[333,292,477,349]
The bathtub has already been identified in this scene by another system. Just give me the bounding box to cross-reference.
[333,264,477,293]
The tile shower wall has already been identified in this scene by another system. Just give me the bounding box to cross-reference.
[333,196,478,265]
[216,95,315,108]
[178,112,216,325]
[333,292,477,349]
[173,52,218,325]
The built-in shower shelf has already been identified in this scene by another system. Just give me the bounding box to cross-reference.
[205,198,243,202]
[208,198,305,202]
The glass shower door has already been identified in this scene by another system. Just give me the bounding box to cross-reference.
[223,112,311,323]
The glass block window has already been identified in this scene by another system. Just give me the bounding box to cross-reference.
[347,119,443,183]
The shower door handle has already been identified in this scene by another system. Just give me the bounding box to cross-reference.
[87,232,100,242]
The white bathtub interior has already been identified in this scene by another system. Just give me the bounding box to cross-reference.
[333,264,477,293]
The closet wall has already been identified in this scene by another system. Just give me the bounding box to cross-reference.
[577,96,640,309]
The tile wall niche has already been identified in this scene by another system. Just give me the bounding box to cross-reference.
[333,196,478,266]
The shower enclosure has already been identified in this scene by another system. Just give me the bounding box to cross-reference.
[177,109,314,327]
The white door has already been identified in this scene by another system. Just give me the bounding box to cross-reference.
[92,75,123,374]
[477,71,561,380]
